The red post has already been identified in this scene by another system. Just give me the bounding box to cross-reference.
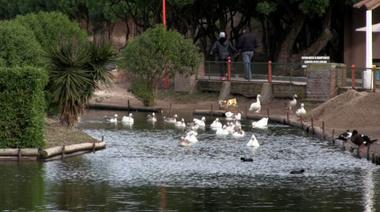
[351,64,355,89]
[163,0,168,89]
[227,57,231,82]
[373,65,376,93]
[268,60,272,84]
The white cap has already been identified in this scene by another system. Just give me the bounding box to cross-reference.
[219,32,225,38]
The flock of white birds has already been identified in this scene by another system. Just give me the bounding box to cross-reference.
[104,93,307,149]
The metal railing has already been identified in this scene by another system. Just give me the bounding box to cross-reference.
[201,60,307,84]
[349,65,379,92]
[198,61,380,92]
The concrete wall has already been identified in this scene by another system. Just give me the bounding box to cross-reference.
[344,7,380,68]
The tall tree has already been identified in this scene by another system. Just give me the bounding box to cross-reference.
[117,24,203,106]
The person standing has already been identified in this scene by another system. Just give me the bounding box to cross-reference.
[210,32,237,80]
[237,26,259,80]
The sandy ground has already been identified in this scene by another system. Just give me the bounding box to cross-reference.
[89,73,380,140]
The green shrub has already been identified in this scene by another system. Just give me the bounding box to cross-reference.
[14,11,88,53]
[0,67,48,148]
[0,20,44,68]
[129,81,155,106]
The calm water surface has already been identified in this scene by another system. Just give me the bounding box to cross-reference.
[0,109,379,211]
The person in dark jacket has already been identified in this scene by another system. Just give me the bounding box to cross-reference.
[210,32,237,80]
[237,26,259,80]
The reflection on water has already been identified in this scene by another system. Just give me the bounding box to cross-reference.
[0,109,379,211]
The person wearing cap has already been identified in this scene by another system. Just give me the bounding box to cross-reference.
[210,32,237,80]
[237,26,259,80]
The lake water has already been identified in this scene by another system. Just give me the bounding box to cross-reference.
[0,110,379,211]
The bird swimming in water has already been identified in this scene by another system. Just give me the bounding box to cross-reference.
[290,169,305,174]
[240,157,253,162]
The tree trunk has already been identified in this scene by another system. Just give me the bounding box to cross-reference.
[291,4,333,62]
[277,13,306,63]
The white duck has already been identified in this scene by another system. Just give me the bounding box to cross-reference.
[232,126,245,138]
[175,118,186,129]
[216,125,229,136]
[179,137,192,147]
[225,111,234,120]
[210,118,223,130]
[252,117,269,129]
[105,114,118,123]
[249,94,261,113]
[247,134,260,147]
[234,112,242,120]
[122,113,134,124]
[295,103,306,118]
[164,114,178,123]
[284,94,298,112]
[184,131,198,143]
[193,116,206,127]
[147,112,157,122]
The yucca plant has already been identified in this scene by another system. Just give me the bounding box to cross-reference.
[46,38,116,127]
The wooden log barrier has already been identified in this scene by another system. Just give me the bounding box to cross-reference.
[0,148,39,156]
[40,141,106,159]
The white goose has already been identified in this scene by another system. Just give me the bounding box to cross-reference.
[184,131,198,143]
[232,126,245,138]
[249,94,261,113]
[179,137,192,147]
[216,125,229,136]
[284,94,298,112]
[295,103,306,118]
[164,114,178,123]
[247,134,260,147]
[122,113,134,124]
[175,118,186,129]
[252,117,269,129]
[193,116,206,127]
[147,112,157,122]
[225,111,234,120]
[210,118,223,130]
[105,114,118,123]
[234,112,242,120]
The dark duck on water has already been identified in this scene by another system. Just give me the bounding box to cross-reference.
[240,157,253,162]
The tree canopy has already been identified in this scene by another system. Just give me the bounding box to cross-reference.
[117,24,203,105]
[0,0,361,63]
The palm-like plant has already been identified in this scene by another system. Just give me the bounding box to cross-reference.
[46,38,116,127]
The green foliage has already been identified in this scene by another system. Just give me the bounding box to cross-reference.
[117,24,203,102]
[46,38,92,127]
[0,20,44,68]
[256,1,277,15]
[14,11,88,52]
[129,81,155,106]
[45,38,116,127]
[0,66,48,149]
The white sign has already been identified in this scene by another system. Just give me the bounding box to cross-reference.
[301,56,330,68]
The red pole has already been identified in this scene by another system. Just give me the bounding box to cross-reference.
[351,64,355,89]
[227,57,231,82]
[163,0,168,89]
[373,65,376,92]
[162,0,166,26]
[268,60,272,84]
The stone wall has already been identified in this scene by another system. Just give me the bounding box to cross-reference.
[306,63,346,100]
